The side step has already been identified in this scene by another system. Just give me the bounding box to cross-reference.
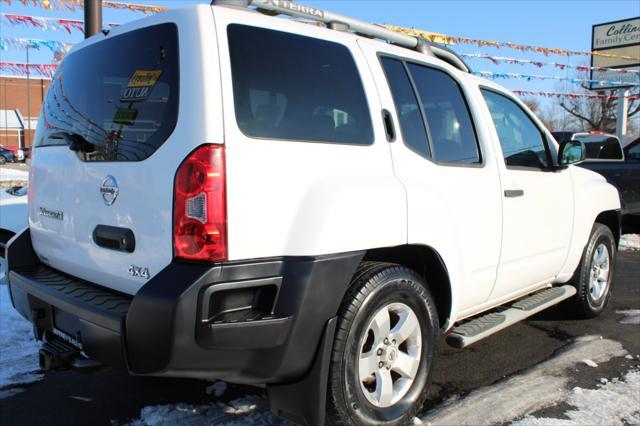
[446,285,576,349]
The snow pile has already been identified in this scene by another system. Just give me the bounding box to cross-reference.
[128,395,286,426]
[0,168,28,182]
[421,336,627,426]
[0,285,43,398]
[512,370,640,426]
[620,234,640,251]
[616,309,640,325]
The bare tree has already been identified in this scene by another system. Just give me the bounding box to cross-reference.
[559,86,639,134]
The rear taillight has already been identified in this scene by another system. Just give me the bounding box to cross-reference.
[173,145,227,262]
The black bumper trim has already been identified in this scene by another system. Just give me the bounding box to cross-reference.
[9,264,130,333]
[7,228,365,383]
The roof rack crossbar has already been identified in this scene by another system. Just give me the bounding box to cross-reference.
[212,0,470,73]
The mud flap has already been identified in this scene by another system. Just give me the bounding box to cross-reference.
[267,316,337,425]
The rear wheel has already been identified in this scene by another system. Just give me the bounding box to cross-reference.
[327,262,439,425]
[565,223,616,318]
[0,155,7,165]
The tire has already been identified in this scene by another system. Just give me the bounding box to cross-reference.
[564,223,616,319]
[0,155,6,165]
[327,262,439,425]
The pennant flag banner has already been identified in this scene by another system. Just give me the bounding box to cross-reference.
[512,90,640,101]
[461,53,640,75]
[0,61,58,77]
[473,70,639,87]
[0,37,73,53]
[385,24,640,61]
[0,0,167,15]
[1,13,119,34]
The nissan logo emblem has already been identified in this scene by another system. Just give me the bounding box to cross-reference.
[100,175,119,206]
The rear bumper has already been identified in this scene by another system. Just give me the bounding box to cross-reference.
[6,229,363,383]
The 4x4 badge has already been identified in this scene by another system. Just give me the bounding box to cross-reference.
[100,175,119,206]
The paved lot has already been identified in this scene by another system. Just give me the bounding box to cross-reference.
[0,251,638,425]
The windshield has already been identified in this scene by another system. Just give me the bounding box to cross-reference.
[35,23,179,162]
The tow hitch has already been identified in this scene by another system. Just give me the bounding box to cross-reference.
[38,337,101,371]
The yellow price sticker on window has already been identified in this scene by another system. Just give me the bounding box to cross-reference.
[126,70,162,88]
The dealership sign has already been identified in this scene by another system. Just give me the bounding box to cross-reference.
[591,17,640,90]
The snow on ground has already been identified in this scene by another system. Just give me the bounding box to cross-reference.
[128,394,287,426]
[421,336,627,426]
[620,234,640,251]
[616,309,640,325]
[0,284,43,399]
[512,370,640,426]
[0,167,28,182]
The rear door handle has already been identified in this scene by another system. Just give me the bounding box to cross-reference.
[504,189,524,198]
[93,225,135,253]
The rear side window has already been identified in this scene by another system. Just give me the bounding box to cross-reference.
[228,25,373,145]
[380,58,430,157]
[407,64,480,164]
[575,136,624,160]
[37,23,179,162]
[481,89,550,169]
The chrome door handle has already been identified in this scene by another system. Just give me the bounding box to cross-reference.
[504,189,524,198]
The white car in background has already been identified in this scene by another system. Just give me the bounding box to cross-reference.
[0,186,28,247]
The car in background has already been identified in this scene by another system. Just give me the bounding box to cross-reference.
[0,145,17,164]
[552,131,640,233]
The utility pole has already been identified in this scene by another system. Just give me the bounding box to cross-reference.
[84,0,103,38]
[25,45,30,149]
[616,89,629,143]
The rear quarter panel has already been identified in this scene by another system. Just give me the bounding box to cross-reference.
[214,8,407,260]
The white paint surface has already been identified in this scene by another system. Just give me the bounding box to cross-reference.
[617,309,640,325]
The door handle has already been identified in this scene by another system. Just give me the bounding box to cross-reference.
[504,189,524,198]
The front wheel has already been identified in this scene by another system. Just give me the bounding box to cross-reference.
[564,223,616,319]
[0,155,7,165]
[327,262,439,425]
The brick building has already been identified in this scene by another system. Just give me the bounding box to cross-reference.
[0,76,51,148]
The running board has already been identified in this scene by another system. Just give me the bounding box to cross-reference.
[446,285,576,349]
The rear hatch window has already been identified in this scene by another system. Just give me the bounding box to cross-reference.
[37,23,179,161]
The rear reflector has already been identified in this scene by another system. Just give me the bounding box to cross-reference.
[173,145,227,261]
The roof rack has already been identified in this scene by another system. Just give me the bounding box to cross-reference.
[211,0,471,73]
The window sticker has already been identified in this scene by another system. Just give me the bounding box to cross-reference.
[113,108,138,125]
[120,70,162,103]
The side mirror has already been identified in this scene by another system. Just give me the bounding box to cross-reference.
[558,140,586,166]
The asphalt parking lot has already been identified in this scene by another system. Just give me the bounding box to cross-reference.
[1,251,638,426]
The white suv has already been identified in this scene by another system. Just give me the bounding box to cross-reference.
[6,1,621,424]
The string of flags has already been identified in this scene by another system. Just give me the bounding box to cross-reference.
[0,0,167,15]
[1,13,119,34]
[384,25,640,61]
[512,90,640,101]
[1,61,638,103]
[0,37,73,53]
[0,61,58,77]
[461,53,640,75]
[473,70,639,87]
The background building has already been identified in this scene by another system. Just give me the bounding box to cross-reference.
[0,76,51,148]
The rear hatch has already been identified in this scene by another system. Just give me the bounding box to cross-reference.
[28,17,208,295]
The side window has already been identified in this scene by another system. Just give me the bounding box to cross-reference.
[228,25,373,145]
[481,89,550,169]
[380,57,430,157]
[407,64,481,164]
[580,137,624,160]
[627,141,640,161]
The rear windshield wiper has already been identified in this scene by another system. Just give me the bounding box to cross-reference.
[48,131,95,153]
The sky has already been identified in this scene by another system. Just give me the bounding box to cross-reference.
[0,0,639,111]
